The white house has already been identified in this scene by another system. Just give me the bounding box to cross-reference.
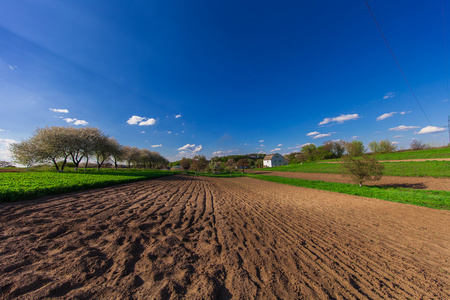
[263,153,286,168]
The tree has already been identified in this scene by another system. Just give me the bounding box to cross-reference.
[235,158,249,173]
[191,155,208,172]
[108,139,123,170]
[254,159,263,168]
[369,140,397,154]
[0,161,11,168]
[9,140,40,170]
[179,157,191,170]
[379,139,397,153]
[32,127,72,171]
[341,155,384,187]
[368,140,381,153]
[208,159,217,173]
[93,136,119,170]
[345,140,365,157]
[410,139,427,150]
[301,144,317,161]
[122,146,140,168]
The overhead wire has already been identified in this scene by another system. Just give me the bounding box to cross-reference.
[442,0,450,143]
[443,0,450,113]
[364,0,432,126]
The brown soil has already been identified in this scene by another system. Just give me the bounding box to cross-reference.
[247,170,450,191]
[0,175,449,299]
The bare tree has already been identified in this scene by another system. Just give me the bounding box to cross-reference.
[410,139,427,150]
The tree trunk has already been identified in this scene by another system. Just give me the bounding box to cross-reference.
[52,158,60,172]
[84,157,89,171]
[60,157,68,172]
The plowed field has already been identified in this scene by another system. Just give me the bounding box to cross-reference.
[1,175,449,299]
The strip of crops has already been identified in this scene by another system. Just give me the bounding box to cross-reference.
[266,161,450,177]
[0,170,174,202]
[247,174,450,210]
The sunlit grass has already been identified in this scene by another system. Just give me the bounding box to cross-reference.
[265,161,450,177]
[0,170,174,202]
[247,174,450,210]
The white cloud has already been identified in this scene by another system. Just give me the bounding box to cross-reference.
[63,118,88,126]
[383,92,395,99]
[417,126,447,134]
[393,135,404,138]
[177,144,203,158]
[277,144,283,147]
[178,144,202,152]
[318,114,360,125]
[270,148,282,152]
[0,138,16,161]
[259,140,264,143]
[175,114,181,118]
[376,112,397,121]
[306,131,320,136]
[0,129,4,132]
[50,108,69,113]
[8,65,18,71]
[392,141,399,145]
[388,125,420,131]
[151,144,162,148]
[166,131,172,134]
[138,118,156,126]
[400,111,411,115]
[212,149,238,156]
[313,133,331,139]
[352,136,359,139]
[127,115,157,126]
[73,120,88,126]
[140,131,146,134]
[442,99,449,103]
[127,116,145,125]
[260,144,265,148]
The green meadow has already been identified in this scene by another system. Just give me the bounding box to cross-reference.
[0,169,174,202]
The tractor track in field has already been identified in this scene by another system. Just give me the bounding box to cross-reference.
[0,175,448,299]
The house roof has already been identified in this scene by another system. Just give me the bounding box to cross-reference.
[263,153,284,161]
[263,154,275,160]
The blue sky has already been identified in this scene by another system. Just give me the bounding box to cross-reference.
[1,0,449,161]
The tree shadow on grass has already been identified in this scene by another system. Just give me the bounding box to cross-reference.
[374,183,427,190]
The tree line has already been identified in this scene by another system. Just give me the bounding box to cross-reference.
[9,126,168,171]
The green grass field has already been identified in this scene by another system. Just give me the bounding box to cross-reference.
[0,169,175,202]
[370,147,450,160]
[265,160,450,177]
[322,147,450,162]
[247,174,450,210]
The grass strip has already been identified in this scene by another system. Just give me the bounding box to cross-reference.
[0,170,174,202]
[186,171,245,178]
[266,160,450,177]
[247,174,450,210]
